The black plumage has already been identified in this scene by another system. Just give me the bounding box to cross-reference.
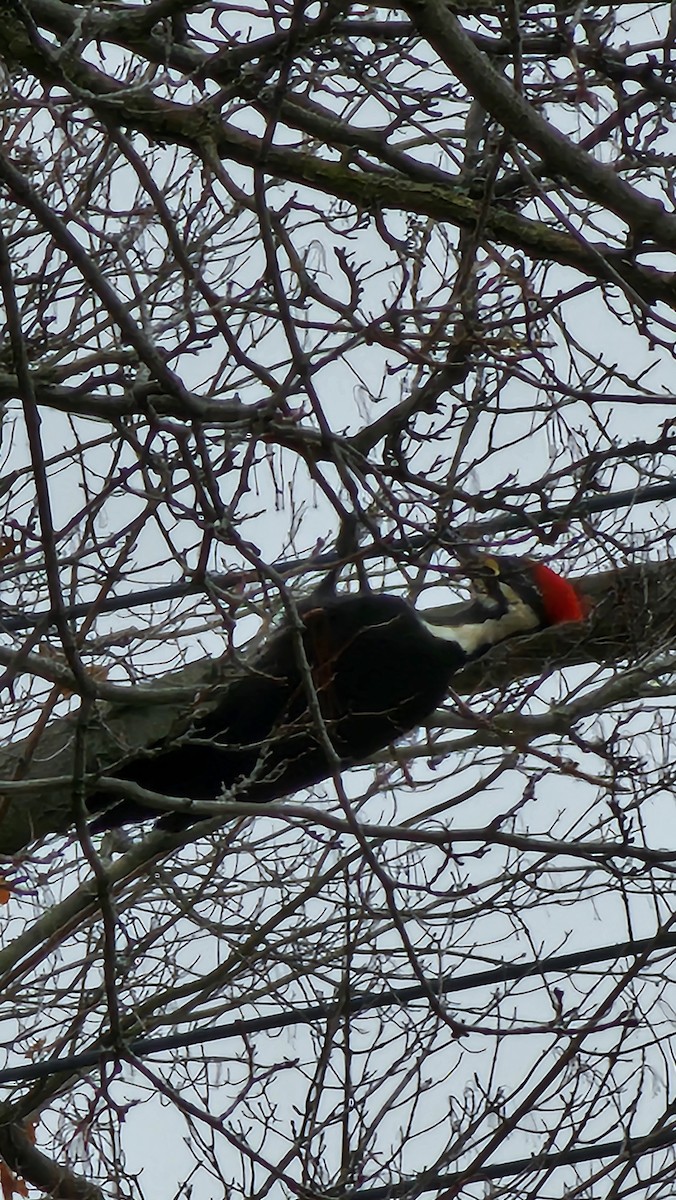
[87,554,582,831]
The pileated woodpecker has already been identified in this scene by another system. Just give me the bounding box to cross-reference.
[88,554,584,831]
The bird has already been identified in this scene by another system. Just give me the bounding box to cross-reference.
[87,553,585,832]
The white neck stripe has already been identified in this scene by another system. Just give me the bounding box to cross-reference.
[420,601,540,657]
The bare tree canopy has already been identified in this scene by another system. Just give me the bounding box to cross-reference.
[1,1,676,1197]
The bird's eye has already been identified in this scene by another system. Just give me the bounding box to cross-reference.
[482,556,500,575]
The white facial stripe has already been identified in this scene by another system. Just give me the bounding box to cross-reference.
[496,582,521,607]
[420,597,540,656]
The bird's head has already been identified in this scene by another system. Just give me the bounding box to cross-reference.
[466,553,585,629]
[420,553,585,661]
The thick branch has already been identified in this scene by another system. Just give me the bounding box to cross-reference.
[1,16,675,306]
[398,0,676,244]
[0,559,674,854]
[0,1120,104,1200]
